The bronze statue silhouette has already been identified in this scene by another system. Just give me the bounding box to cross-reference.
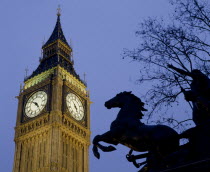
[167,65,210,165]
[92,91,179,171]
[168,64,210,125]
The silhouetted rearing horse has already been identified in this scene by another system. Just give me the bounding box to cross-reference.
[92,91,179,170]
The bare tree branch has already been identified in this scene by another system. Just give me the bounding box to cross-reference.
[124,0,210,128]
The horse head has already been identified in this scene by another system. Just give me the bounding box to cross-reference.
[104,91,130,109]
[104,91,147,119]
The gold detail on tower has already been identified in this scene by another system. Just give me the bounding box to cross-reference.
[13,66,91,172]
[24,66,87,96]
[13,24,90,172]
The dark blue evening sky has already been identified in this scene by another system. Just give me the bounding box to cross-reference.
[0,1,178,171]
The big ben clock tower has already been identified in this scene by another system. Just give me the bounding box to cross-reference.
[13,9,91,172]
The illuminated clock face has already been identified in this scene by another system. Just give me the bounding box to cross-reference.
[66,93,84,120]
[25,91,48,118]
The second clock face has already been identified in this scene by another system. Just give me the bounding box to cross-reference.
[66,93,84,120]
[25,91,48,118]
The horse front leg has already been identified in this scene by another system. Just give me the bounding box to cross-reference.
[126,149,148,168]
[92,131,119,159]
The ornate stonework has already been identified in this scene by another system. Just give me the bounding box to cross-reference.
[13,12,90,172]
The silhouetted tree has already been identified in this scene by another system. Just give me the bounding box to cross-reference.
[124,0,210,128]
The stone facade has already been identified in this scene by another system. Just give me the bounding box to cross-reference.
[13,12,90,172]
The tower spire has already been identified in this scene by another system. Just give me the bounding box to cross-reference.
[25,9,86,86]
[42,7,70,49]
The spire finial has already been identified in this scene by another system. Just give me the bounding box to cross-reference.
[57,5,61,16]
[25,67,29,78]
[84,73,86,82]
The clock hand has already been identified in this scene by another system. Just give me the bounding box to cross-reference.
[73,103,78,112]
[33,102,39,108]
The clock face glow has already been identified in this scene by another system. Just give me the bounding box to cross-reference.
[25,91,48,118]
[66,93,84,120]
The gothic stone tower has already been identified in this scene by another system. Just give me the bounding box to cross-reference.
[13,11,90,172]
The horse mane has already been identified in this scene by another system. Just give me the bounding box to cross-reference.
[121,91,145,107]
